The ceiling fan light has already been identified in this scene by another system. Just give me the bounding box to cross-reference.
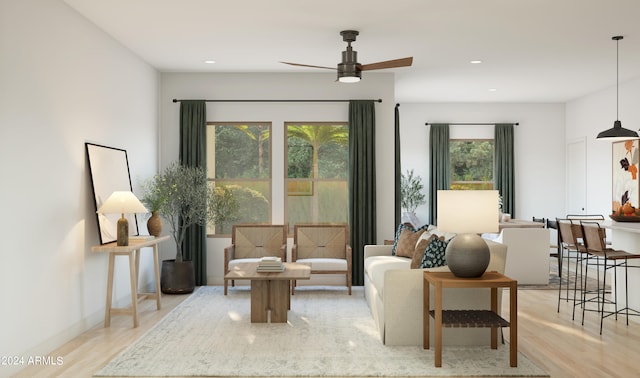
[337,62,361,83]
[596,120,639,140]
[338,74,361,83]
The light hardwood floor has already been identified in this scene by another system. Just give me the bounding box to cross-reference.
[13,285,640,378]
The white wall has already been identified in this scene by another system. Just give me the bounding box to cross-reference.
[159,72,395,284]
[566,77,640,216]
[0,1,159,372]
[399,103,566,223]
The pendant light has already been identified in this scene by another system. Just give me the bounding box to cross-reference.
[597,36,639,140]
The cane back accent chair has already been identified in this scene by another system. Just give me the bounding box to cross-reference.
[224,224,287,295]
[291,224,352,295]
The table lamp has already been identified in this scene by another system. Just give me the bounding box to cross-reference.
[436,190,499,277]
[97,191,148,246]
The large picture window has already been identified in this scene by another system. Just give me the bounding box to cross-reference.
[285,122,349,233]
[207,122,271,235]
[450,139,494,190]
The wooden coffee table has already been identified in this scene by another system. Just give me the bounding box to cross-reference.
[224,262,311,323]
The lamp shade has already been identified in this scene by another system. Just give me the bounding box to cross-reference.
[596,120,638,140]
[436,190,499,234]
[97,191,148,214]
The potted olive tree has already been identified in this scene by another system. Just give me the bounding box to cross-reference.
[400,169,427,227]
[144,161,238,293]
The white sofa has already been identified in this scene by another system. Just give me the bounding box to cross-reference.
[363,239,508,346]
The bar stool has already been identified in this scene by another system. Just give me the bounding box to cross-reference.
[556,218,588,318]
[580,221,640,334]
[533,217,561,273]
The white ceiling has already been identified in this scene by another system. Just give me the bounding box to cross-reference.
[64,0,640,103]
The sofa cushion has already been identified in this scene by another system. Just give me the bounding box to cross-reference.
[228,258,263,269]
[364,255,411,298]
[417,236,449,268]
[295,258,347,271]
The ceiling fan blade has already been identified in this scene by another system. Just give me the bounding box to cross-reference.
[280,61,336,70]
[359,57,413,71]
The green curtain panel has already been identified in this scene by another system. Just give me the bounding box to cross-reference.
[494,123,515,218]
[394,104,402,229]
[428,124,450,225]
[348,100,377,286]
[179,100,207,285]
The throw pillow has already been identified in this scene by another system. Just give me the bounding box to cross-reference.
[418,236,449,268]
[429,228,457,242]
[391,223,430,256]
[394,227,426,258]
[411,234,437,268]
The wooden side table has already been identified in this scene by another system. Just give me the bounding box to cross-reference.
[91,235,169,327]
[423,271,518,367]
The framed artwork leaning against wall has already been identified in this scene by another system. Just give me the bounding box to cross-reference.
[612,139,640,219]
[86,142,139,244]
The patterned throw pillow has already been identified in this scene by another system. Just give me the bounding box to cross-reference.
[411,234,437,268]
[418,236,449,268]
[391,223,429,256]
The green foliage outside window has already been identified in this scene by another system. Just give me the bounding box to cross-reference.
[450,140,494,190]
[286,123,349,232]
[212,124,270,179]
[207,123,271,235]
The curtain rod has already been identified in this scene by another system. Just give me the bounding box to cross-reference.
[425,122,519,126]
[173,98,382,103]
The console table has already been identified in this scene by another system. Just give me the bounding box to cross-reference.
[91,235,169,327]
[423,271,518,367]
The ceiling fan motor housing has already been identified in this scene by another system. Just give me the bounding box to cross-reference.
[338,31,361,81]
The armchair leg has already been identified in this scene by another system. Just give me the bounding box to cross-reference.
[292,279,296,295]
[223,278,235,295]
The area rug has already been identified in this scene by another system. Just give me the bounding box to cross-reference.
[95,286,547,377]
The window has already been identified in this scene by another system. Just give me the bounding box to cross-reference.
[450,139,494,190]
[285,123,349,233]
[207,122,271,235]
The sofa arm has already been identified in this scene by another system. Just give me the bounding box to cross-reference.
[382,268,425,345]
[364,244,393,259]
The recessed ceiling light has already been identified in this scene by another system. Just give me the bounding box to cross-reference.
[488,88,497,92]
[470,60,483,64]
[204,60,216,64]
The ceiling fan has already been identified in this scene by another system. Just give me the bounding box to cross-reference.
[281,30,413,83]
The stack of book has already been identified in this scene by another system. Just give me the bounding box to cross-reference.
[256,256,285,272]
